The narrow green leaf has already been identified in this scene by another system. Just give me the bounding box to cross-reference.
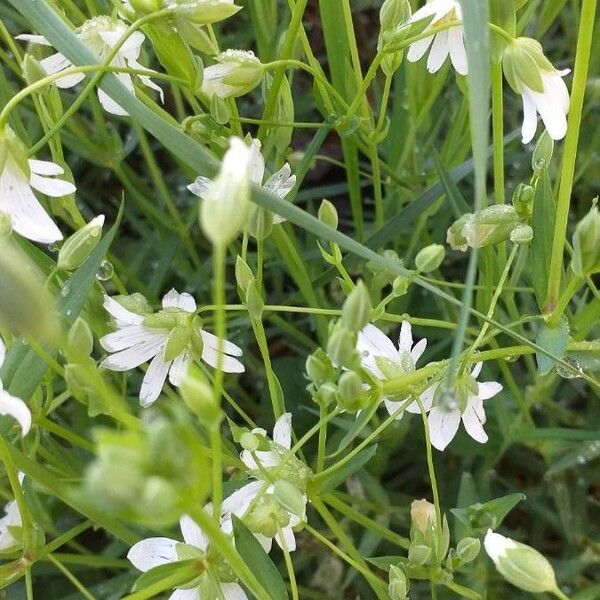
[535,317,570,375]
[131,560,198,593]
[232,516,289,600]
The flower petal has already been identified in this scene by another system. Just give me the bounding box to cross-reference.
[427,30,450,73]
[521,91,538,144]
[273,413,292,449]
[471,362,483,379]
[100,335,166,371]
[221,481,262,517]
[169,589,198,600]
[169,350,192,387]
[248,139,265,185]
[264,164,296,200]
[448,26,468,75]
[0,163,63,243]
[398,321,413,353]
[100,325,151,353]
[477,381,503,400]
[15,34,51,46]
[221,582,249,600]
[0,390,31,437]
[461,397,488,444]
[162,289,197,313]
[127,537,180,572]
[103,295,145,326]
[29,172,75,197]
[276,526,296,552]
[200,330,243,356]
[28,160,64,176]
[201,344,245,373]
[428,406,461,451]
[411,338,427,364]
[384,397,407,419]
[187,176,211,198]
[139,350,171,407]
[97,88,128,116]
[179,514,208,551]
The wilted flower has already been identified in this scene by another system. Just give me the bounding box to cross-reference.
[189,138,295,231]
[357,322,433,419]
[0,339,32,438]
[427,363,502,451]
[200,50,264,99]
[0,127,74,244]
[100,289,244,407]
[502,37,570,144]
[0,473,25,552]
[17,17,163,116]
[128,513,248,599]
[406,0,467,76]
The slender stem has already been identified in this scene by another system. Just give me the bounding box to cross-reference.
[46,554,95,600]
[278,529,299,600]
[316,404,328,472]
[545,0,597,311]
[491,61,505,205]
[547,275,583,328]
[553,588,572,600]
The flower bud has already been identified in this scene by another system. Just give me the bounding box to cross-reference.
[571,201,600,277]
[388,564,409,600]
[235,255,254,293]
[392,275,410,297]
[411,498,436,534]
[460,206,520,249]
[408,543,431,566]
[337,370,367,412]
[129,0,162,13]
[0,239,58,340]
[179,365,223,426]
[341,281,372,332]
[67,317,94,359]
[273,480,306,519]
[326,326,357,368]
[446,213,473,252]
[305,349,334,385]
[58,215,105,271]
[199,137,251,246]
[378,0,411,76]
[512,183,535,217]
[415,244,445,273]
[240,431,260,451]
[22,54,47,84]
[245,495,290,538]
[510,223,533,245]
[201,50,265,99]
[246,205,273,240]
[532,130,554,171]
[502,37,555,95]
[456,536,481,565]
[318,199,339,230]
[484,530,558,594]
[312,382,338,408]
[245,281,264,319]
[170,0,242,25]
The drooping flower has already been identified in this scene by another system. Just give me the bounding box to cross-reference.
[188,138,295,228]
[17,16,163,116]
[232,413,308,552]
[128,513,248,600]
[357,322,433,419]
[502,37,570,144]
[0,127,74,244]
[100,289,244,407]
[426,363,502,451]
[406,0,467,76]
[0,339,32,437]
[0,473,25,553]
[200,50,265,99]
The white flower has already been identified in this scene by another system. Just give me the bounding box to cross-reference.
[0,128,74,244]
[17,17,163,116]
[100,289,244,407]
[128,514,248,600]
[426,362,502,451]
[0,339,32,437]
[200,50,264,99]
[517,69,570,144]
[234,413,306,552]
[406,0,467,76]
[188,138,295,226]
[357,322,433,419]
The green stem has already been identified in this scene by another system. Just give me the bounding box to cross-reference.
[278,529,299,600]
[547,275,583,328]
[545,0,597,311]
[552,588,572,600]
[316,404,328,473]
[491,60,505,205]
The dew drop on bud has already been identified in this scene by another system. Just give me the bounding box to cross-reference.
[96,259,114,281]
[554,356,582,380]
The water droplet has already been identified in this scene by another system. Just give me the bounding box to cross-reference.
[555,356,583,379]
[576,455,586,465]
[61,285,71,297]
[48,242,61,253]
[535,158,547,170]
[505,355,519,363]
[96,259,114,281]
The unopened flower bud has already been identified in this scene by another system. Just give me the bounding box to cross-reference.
[484,530,558,594]
[341,281,372,332]
[67,317,94,359]
[461,206,520,249]
[337,370,366,412]
[305,349,333,385]
[318,199,339,230]
[169,0,242,25]
[240,431,260,451]
[245,282,264,319]
[415,244,445,273]
[273,480,306,519]
[58,215,105,271]
[388,564,409,600]
[392,276,409,297]
[510,223,533,244]
[246,205,273,240]
[114,293,152,316]
[456,536,481,565]
[179,365,222,426]
[571,201,600,277]
[22,54,47,84]
[199,137,251,246]
[201,50,265,99]
[532,131,554,171]
[408,543,431,566]
[312,382,338,408]
[326,327,357,368]
[235,255,254,293]
[411,498,436,533]
[512,183,535,217]
[502,37,555,95]
[378,0,411,76]
[129,0,162,13]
